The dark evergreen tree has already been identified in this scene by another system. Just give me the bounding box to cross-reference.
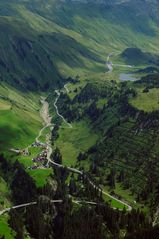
[9,210,24,239]
[69,175,77,195]
[52,147,62,165]
[11,161,37,204]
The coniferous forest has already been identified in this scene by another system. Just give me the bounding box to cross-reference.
[1,0,159,238]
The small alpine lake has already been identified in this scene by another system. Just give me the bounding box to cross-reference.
[119,73,138,81]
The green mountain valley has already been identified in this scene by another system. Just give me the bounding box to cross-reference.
[1,0,159,238]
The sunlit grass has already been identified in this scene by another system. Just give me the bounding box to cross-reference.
[55,120,100,167]
[130,88,159,112]
[0,216,15,239]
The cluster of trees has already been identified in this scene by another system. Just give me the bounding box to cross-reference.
[74,83,109,103]
[1,153,159,238]
[0,155,37,205]
[135,73,159,90]
[46,150,159,239]
[1,75,159,238]
[48,77,159,211]
[53,82,114,123]
[51,124,59,143]
[62,80,159,214]
[86,101,102,121]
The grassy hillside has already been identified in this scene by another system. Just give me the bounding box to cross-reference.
[0,217,15,239]
[0,174,14,239]
[0,83,42,153]
[130,88,159,112]
[55,120,100,167]
[1,0,159,90]
[28,0,159,53]
[0,2,105,89]
[1,1,159,237]
[130,73,159,111]
[48,76,159,215]
[0,83,53,188]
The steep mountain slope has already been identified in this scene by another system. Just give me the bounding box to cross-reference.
[0,1,103,90]
[1,1,159,238]
[1,0,159,90]
[28,0,159,51]
[48,75,159,214]
[120,48,159,65]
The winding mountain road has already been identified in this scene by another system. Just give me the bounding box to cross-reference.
[23,97,54,153]
[54,89,72,128]
[0,198,110,216]
[106,53,134,72]
[2,84,132,217]
[64,84,70,94]
[48,158,132,211]
[106,53,113,72]
[0,202,37,216]
[36,86,132,211]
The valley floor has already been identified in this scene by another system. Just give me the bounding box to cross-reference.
[1,50,159,238]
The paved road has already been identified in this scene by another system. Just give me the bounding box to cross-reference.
[106,53,134,72]
[48,159,82,175]
[106,53,113,72]
[83,174,132,211]
[4,84,132,217]
[48,159,132,211]
[0,200,63,216]
[36,123,52,143]
[0,199,106,216]
[23,97,54,152]
[105,52,135,211]
[113,64,133,68]
[64,84,70,94]
[54,89,72,128]
[49,86,132,211]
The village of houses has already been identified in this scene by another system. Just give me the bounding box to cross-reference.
[10,140,50,170]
